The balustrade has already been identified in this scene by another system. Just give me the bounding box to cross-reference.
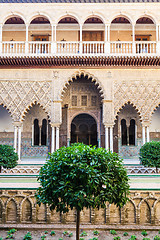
[83,41,104,54]
[2,41,25,55]
[0,40,158,56]
[28,41,51,55]
[110,42,133,54]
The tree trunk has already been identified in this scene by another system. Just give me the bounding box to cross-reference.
[0,166,1,173]
[156,166,158,173]
[76,210,80,240]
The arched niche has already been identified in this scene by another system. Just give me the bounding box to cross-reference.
[110,16,132,43]
[22,199,32,222]
[123,200,136,224]
[109,204,121,224]
[36,203,47,223]
[6,199,17,223]
[2,16,26,42]
[150,106,160,141]
[60,73,104,148]
[0,105,14,147]
[83,17,104,41]
[114,103,141,159]
[140,201,151,224]
[21,103,49,158]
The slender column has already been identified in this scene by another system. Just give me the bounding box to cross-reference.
[46,121,48,145]
[79,24,83,54]
[39,125,42,146]
[56,126,59,150]
[142,126,146,145]
[127,125,129,146]
[110,126,113,152]
[105,126,109,150]
[147,126,150,142]
[14,126,18,152]
[25,24,29,54]
[18,126,22,161]
[132,24,136,54]
[32,124,34,146]
[105,24,110,54]
[0,24,2,54]
[51,24,57,54]
[156,24,160,54]
[51,126,55,153]
[135,124,137,145]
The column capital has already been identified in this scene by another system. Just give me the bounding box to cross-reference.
[13,121,22,127]
[142,121,150,127]
[104,123,114,128]
[50,122,61,128]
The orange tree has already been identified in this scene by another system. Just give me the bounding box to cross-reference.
[0,144,18,173]
[36,143,129,240]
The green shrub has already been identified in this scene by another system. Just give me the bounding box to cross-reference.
[154,236,160,240]
[110,230,117,235]
[139,141,160,173]
[142,238,150,240]
[7,229,17,234]
[123,232,128,236]
[80,231,87,237]
[130,235,137,240]
[6,234,13,239]
[0,237,3,240]
[58,238,63,240]
[50,230,56,236]
[23,232,32,240]
[114,237,121,240]
[0,145,18,172]
[141,230,148,236]
[80,238,85,240]
[93,230,99,236]
[44,231,48,234]
[41,235,46,240]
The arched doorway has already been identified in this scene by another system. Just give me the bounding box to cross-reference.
[71,113,97,146]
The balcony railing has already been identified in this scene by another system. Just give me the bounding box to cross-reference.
[0,40,158,57]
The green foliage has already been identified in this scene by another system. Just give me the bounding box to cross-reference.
[6,234,14,239]
[80,238,85,240]
[93,230,99,236]
[58,238,63,240]
[110,230,117,235]
[154,236,160,240]
[129,235,137,240]
[139,141,160,172]
[36,143,129,214]
[89,238,98,240]
[23,232,32,240]
[0,237,3,240]
[158,230,160,234]
[114,237,121,240]
[141,230,148,236]
[50,230,56,236]
[142,238,150,240]
[62,231,73,237]
[41,236,46,240]
[7,229,17,234]
[80,231,87,237]
[44,231,48,234]
[0,145,18,169]
[123,232,129,236]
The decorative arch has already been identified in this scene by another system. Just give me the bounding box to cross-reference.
[0,103,14,120]
[2,13,26,26]
[70,111,98,125]
[139,199,151,224]
[56,13,81,25]
[114,101,142,122]
[123,199,136,224]
[60,70,105,100]
[28,13,52,25]
[20,101,50,121]
[109,14,133,25]
[21,198,33,222]
[135,14,157,25]
[82,13,106,25]
[6,198,18,223]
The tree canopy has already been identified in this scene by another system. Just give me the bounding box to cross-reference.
[36,143,129,240]
[0,144,18,172]
[140,141,160,173]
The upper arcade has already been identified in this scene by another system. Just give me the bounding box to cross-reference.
[0,3,160,58]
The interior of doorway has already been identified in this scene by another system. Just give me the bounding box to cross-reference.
[71,113,97,146]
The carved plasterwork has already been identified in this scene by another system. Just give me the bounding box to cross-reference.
[114,80,160,123]
[0,80,51,121]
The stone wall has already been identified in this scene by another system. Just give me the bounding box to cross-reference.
[0,190,160,225]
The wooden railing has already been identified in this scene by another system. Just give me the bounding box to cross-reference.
[0,40,158,56]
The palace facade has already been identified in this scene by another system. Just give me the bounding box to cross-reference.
[0,0,160,162]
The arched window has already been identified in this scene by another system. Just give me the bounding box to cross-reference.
[129,119,135,145]
[121,119,127,145]
[41,119,47,146]
[34,119,39,146]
